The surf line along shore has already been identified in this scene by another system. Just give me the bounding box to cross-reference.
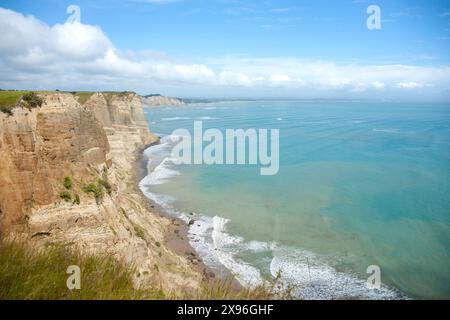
[135,140,242,287]
[170,121,280,176]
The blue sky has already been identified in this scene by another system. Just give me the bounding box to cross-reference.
[0,0,449,100]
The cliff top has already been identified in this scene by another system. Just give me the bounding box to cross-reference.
[0,90,138,114]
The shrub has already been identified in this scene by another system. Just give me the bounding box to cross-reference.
[98,179,112,195]
[73,194,80,205]
[59,191,71,202]
[0,105,13,116]
[82,183,103,201]
[134,225,145,240]
[63,177,73,190]
[21,92,43,110]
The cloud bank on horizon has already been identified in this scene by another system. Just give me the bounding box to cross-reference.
[0,3,449,101]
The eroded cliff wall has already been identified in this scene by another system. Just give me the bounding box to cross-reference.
[0,94,109,230]
[0,92,202,292]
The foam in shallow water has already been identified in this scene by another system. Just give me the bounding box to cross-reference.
[139,141,404,299]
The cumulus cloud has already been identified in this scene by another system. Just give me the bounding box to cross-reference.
[0,7,449,100]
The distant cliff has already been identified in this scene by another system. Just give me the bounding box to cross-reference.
[141,94,185,107]
[0,92,202,293]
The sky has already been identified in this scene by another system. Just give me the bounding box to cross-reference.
[0,0,449,100]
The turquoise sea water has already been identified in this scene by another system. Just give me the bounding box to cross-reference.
[139,101,450,299]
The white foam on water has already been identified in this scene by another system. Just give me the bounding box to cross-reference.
[139,136,406,300]
[140,157,180,185]
[373,128,400,133]
[269,247,404,300]
[161,117,191,121]
[198,116,218,120]
[188,215,226,271]
[210,216,264,287]
[185,214,265,287]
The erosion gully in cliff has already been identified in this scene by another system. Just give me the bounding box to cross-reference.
[0,92,203,293]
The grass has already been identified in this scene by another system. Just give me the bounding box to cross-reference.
[0,90,29,114]
[73,194,81,205]
[59,191,72,202]
[63,177,73,190]
[134,225,145,240]
[82,183,104,201]
[103,91,135,106]
[0,90,138,113]
[0,239,288,300]
[98,178,112,195]
[0,240,165,300]
[73,92,95,105]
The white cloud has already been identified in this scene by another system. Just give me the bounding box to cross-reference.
[397,82,425,89]
[0,7,449,100]
[372,81,386,89]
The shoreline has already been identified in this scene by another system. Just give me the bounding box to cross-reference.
[131,132,407,301]
[133,140,243,291]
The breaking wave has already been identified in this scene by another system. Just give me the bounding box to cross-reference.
[139,138,405,300]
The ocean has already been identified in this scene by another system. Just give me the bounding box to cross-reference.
[139,100,450,299]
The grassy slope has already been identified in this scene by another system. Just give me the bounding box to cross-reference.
[0,240,165,299]
[0,240,284,300]
[0,91,28,113]
[73,92,95,105]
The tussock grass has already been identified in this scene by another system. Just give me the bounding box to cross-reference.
[0,240,164,300]
[0,240,287,300]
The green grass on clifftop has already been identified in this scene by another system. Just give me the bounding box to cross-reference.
[0,90,138,112]
[73,92,95,105]
[0,90,28,114]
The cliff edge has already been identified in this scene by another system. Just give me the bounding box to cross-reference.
[141,95,185,107]
[0,92,202,293]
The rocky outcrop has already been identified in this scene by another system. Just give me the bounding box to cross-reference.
[141,95,185,107]
[0,92,202,293]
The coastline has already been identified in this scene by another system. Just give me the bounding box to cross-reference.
[1,92,212,296]
[135,103,411,300]
[133,140,243,291]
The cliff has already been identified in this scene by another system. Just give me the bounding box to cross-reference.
[141,95,185,107]
[0,92,202,292]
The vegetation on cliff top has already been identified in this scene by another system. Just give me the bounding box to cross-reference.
[0,240,289,300]
[73,92,95,105]
[0,90,29,114]
[21,92,44,109]
[0,90,137,113]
